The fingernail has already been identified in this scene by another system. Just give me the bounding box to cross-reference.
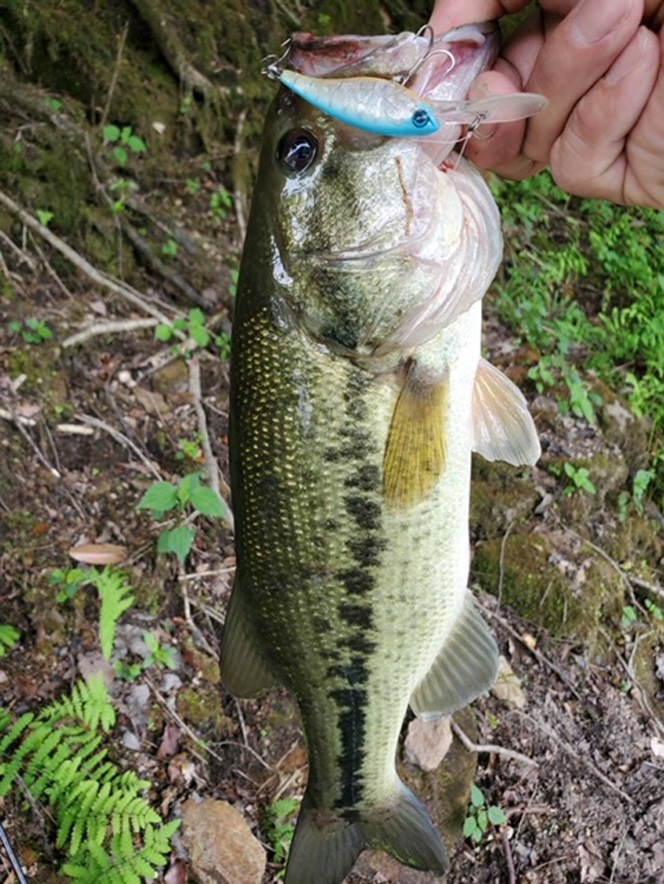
[604,28,646,85]
[571,0,628,45]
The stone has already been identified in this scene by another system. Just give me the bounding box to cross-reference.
[491,656,527,710]
[181,798,266,884]
[404,716,453,772]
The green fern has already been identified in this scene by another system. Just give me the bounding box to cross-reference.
[0,624,20,656]
[0,674,179,882]
[88,567,135,661]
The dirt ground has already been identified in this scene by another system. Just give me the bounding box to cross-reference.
[1,155,663,884]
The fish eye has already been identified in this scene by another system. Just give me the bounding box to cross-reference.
[277,128,319,175]
[411,109,431,129]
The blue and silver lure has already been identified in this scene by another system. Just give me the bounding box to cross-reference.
[279,69,548,141]
[279,69,441,137]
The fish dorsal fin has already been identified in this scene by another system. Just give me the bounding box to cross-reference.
[410,592,499,720]
[220,578,280,698]
[472,357,541,466]
[383,364,449,510]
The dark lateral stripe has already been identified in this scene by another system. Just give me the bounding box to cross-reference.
[344,495,381,531]
[329,686,369,810]
[339,568,375,595]
[338,603,373,630]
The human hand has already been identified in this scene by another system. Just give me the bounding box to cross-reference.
[430,0,664,208]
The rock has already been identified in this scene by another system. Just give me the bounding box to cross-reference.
[181,798,266,884]
[491,656,527,710]
[121,729,141,751]
[404,716,453,772]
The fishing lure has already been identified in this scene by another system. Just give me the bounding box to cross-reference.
[279,69,547,140]
[280,69,441,137]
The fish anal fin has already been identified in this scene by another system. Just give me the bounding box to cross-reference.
[410,593,499,720]
[384,366,449,510]
[220,580,279,698]
[472,357,541,466]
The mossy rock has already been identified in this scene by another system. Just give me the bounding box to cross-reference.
[177,683,233,734]
[632,630,664,721]
[470,476,540,541]
[473,531,624,639]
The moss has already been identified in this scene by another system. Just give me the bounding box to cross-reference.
[473,532,624,639]
[177,684,233,733]
[633,631,664,721]
[470,478,540,541]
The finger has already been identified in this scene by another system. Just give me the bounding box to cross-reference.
[541,0,663,20]
[429,0,530,33]
[621,25,664,206]
[549,27,660,203]
[463,68,531,172]
[521,0,643,164]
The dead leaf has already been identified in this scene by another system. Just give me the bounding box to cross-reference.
[157,722,181,760]
[164,858,188,884]
[491,656,527,710]
[69,543,128,565]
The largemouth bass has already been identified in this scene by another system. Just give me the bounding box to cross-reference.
[221,22,540,884]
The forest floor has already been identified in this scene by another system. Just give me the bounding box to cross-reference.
[1,147,664,884]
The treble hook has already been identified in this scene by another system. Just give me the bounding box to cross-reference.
[261,37,293,80]
[397,24,434,86]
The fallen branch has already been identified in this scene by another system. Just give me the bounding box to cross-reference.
[0,189,176,326]
[63,317,159,348]
[188,356,234,531]
[73,413,161,480]
[451,719,538,768]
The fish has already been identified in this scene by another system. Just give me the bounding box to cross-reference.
[220,21,541,884]
[279,68,547,139]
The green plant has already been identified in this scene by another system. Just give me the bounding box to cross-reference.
[142,631,178,670]
[176,436,203,462]
[50,567,134,660]
[264,797,299,866]
[137,472,228,563]
[463,784,507,844]
[161,238,178,258]
[9,317,53,344]
[36,209,54,227]
[155,307,210,350]
[215,330,231,360]
[103,124,147,168]
[621,605,638,630]
[209,187,233,221]
[563,463,597,497]
[644,599,663,622]
[0,675,179,883]
[186,177,200,195]
[0,625,19,657]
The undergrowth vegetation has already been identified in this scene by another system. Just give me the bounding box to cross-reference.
[492,172,664,498]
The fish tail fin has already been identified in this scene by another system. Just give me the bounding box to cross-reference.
[284,784,448,884]
[362,782,449,875]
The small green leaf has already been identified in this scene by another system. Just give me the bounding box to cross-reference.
[8,320,21,333]
[137,482,178,513]
[463,817,477,838]
[158,525,195,563]
[190,325,210,347]
[472,827,483,843]
[112,146,128,167]
[189,308,206,326]
[191,486,227,518]
[36,209,54,227]
[127,134,147,153]
[477,809,488,832]
[45,97,63,111]
[103,124,121,142]
[488,805,507,826]
[470,784,485,809]
[155,324,173,342]
[143,630,159,652]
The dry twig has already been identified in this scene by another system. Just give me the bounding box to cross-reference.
[73,413,161,479]
[63,317,159,348]
[451,719,538,768]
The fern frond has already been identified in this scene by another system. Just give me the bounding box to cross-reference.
[92,567,135,661]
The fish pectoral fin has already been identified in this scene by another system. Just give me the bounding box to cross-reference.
[472,357,541,466]
[383,367,449,510]
[285,784,448,884]
[220,581,280,698]
[410,592,499,720]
